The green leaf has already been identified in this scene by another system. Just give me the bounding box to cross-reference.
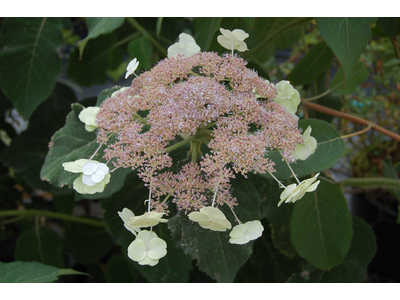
[0,84,76,191]
[330,62,369,95]
[96,86,122,106]
[290,180,353,270]
[100,172,193,283]
[67,33,123,87]
[288,41,333,85]
[15,227,64,268]
[40,103,98,188]
[376,17,398,38]
[0,261,59,283]
[168,176,261,283]
[65,223,113,264]
[0,17,63,119]
[263,119,345,180]
[195,18,222,51]
[127,34,153,70]
[316,17,376,85]
[57,268,89,277]
[79,17,125,58]
[156,17,163,38]
[317,217,376,282]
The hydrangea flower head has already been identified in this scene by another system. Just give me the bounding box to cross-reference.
[274,80,301,114]
[79,107,100,132]
[127,230,167,266]
[229,220,264,245]
[277,173,320,207]
[217,28,249,52]
[128,211,168,227]
[167,33,201,58]
[125,58,139,79]
[118,208,141,236]
[291,126,317,160]
[188,206,232,232]
[62,159,111,194]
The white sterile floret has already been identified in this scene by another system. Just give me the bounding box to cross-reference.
[167,33,201,58]
[81,161,109,186]
[128,211,168,228]
[277,173,320,207]
[125,58,139,79]
[274,80,301,114]
[229,220,264,245]
[217,28,249,52]
[79,107,100,132]
[62,159,111,194]
[291,126,317,161]
[127,230,167,266]
[188,206,232,232]
[118,208,141,236]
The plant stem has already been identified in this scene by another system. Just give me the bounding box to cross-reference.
[0,210,106,227]
[164,135,197,152]
[126,17,167,56]
[304,101,400,142]
[339,177,400,190]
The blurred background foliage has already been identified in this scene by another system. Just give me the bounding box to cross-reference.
[0,17,400,283]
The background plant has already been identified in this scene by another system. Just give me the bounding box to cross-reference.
[1,17,399,283]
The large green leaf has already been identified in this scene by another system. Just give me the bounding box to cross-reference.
[330,62,369,95]
[316,17,376,85]
[79,17,125,58]
[168,175,261,283]
[263,119,345,180]
[15,227,64,268]
[0,84,76,191]
[288,217,376,282]
[100,172,193,283]
[0,17,63,119]
[288,41,334,85]
[290,180,353,270]
[376,17,398,38]
[67,33,123,87]
[194,18,222,51]
[0,261,59,283]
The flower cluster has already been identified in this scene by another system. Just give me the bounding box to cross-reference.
[61,28,320,266]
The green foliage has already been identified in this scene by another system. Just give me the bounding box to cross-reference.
[0,17,63,119]
[0,261,59,283]
[330,62,369,95]
[316,17,376,85]
[291,180,353,270]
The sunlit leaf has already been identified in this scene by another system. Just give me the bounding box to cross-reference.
[0,261,59,283]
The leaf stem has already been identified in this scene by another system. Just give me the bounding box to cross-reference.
[164,135,197,152]
[339,177,400,190]
[0,210,106,227]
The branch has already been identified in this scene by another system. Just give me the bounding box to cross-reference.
[304,101,400,142]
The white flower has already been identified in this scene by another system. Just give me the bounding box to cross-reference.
[274,80,301,114]
[127,230,167,266]
[217,28,249,52]
[62,159,111,194]
[128,211,168,227]
[292,126,317,160]
[78,107,100,132]
[125,58,139,79]
[118,208,141,236]
[277,173,320,207]
[167,33,201,58]
[188,206,231,232]
[229,220,264,245]
[81,161,109,186]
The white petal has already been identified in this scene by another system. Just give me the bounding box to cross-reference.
[91,172,106,183]
[82,161,98,175]
[217,36,234,50]
[178,33,196,48]
[82,174,96,186]
[167,43,183,58]
[184,43,201,57]
[219,28,236,39]
[232,29,249,41]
